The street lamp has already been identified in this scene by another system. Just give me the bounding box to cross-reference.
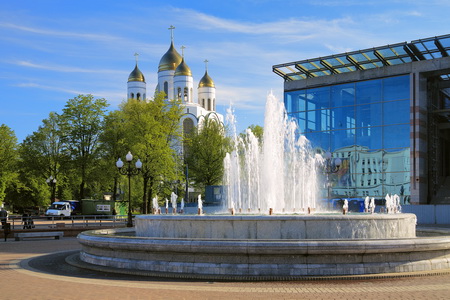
[116,151,142,227]
[46,176,57,202]
[184,163,189,205]
[324,151,342,208]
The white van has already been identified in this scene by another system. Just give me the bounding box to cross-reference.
[45,201,72,218]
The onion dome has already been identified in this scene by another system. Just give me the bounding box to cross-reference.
[198,70,215,88]
[174,57,192,76]
[128,63,145,82]
[158,41,182,72]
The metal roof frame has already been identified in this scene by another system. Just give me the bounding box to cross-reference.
[273,34,450,82]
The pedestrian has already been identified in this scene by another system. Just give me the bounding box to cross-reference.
[0,207,8,229]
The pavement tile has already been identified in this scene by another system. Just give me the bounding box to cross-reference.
[1,236,450,299]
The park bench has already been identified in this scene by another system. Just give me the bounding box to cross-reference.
[14,231,64,241]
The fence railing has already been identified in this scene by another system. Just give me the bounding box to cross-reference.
[5,214,128,230]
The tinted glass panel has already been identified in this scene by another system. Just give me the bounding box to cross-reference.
[331,106,355,130]
[320,109,331,131]
[306,87,330,110]
[307,110,317,131]
[305,131,330,150]
[285,90,306,113]
[284,74,411,199]
[331,83,354,107]
[383,149,410,172]
[356,79,382,104]
[356,126,382,150]
[383,124,410,149]
[294,112,306,132]
[331,129,355,150]
[383,75,410,101]
[356,103,382,127]
[384,172,410,194]
[383,100,409,125]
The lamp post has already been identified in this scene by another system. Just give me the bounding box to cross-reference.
[184,163,189,204]
[324,151,342,208]
[116,151,142,227]
[46,176,57,202]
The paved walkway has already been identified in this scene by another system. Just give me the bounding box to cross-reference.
[1,237,450,299]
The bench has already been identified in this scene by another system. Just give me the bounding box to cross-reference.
[14,231,64,241]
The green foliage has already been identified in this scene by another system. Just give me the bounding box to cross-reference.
[59,94,109,200]
[248,124,264,144]
[97,110,129,201]
[0,124,18,204]
[239,124,264,146]
[185,117,231,192]
[19,112,67,180]
[5,174,49,209]
[119,93,183,213]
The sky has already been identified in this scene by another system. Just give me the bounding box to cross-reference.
[1,0,450,142]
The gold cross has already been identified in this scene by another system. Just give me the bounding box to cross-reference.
[168,25,175,41]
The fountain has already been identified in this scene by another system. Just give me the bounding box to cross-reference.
[77,94,450,280]
[223,93,322,214]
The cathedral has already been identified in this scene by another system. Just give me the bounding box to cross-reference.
[126,26,224,139]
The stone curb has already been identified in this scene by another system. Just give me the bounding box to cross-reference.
[66,251,450,282]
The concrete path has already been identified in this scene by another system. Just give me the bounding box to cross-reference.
[1,236,450,299]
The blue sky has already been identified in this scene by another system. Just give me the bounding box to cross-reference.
[1,0,449,142]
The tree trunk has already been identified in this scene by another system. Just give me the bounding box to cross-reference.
[79,180,85,201]
[79,162,86,200]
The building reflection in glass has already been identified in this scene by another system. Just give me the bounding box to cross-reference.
[285,75,410,203]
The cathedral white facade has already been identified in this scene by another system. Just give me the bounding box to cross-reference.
[126,28,224,139]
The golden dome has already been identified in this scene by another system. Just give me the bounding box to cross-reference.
[198,70,215,88]
[158,41,182,72]
[128,64,145,82]
[174,57,192,76]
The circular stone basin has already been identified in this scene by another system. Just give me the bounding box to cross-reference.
[74,213,450,280]
[135,214,417,240]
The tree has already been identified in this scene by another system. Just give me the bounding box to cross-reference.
[120,93,183,213]
[98,110,128,201]
[59,94,109,200]
[240,124,264,146]
[248,124,263,145]
[19,112,68,202]
[0,124,18,205]
[185,117,231,192]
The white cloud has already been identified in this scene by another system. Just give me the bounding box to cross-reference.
[15,83,85,95]
[13,60,126,75]
[173,8,356,40]
[0,22,122,42]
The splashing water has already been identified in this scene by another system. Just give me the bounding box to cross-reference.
[223,93,324,214]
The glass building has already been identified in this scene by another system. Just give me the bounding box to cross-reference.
[273,34,450,205]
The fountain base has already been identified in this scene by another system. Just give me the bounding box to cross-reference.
[76,213,450,278]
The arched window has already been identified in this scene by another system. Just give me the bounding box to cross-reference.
[130,93,134,99]
[183,118,195,159]
[184,87,189,102]
[164,82,169,98]
[208,98,211,111]
[177,87,182,99]
[183,118,195,136]
[202,98,205,108]
[137,93,141,100]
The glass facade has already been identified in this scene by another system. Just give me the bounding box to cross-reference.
[285,75,410,201]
